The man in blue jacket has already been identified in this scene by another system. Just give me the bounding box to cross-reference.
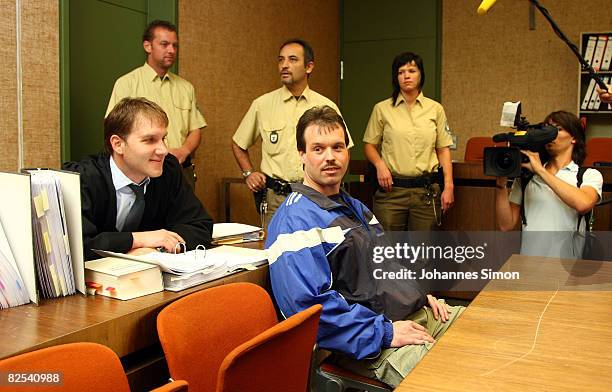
[265,105,464,387]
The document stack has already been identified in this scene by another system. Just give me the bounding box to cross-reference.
[95,245,267,292]
[163,246,267,291]
[0,170,85,306]
[212,223,264,245]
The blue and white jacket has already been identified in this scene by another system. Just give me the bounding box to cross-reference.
[265,184,426,360]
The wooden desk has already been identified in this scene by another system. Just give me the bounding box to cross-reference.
[0,266,268,360]
[0,242,269,390]
[396,254,612,391]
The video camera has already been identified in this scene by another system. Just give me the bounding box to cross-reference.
[483,102,558,177]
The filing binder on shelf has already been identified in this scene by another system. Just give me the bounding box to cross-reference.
[583,35,597,66]
[591,35,608,71]
[602,36,612,71]
[212,223,264,245]
[581,79,597,110]
[85,257,163,300]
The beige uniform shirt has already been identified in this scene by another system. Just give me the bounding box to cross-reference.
[106,63,207,149]
[232,86,352,182]
[363,92,452,177]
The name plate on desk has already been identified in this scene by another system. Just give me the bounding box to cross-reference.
[85,257,163,301]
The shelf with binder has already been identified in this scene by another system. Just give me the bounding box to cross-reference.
[578,32,612,137]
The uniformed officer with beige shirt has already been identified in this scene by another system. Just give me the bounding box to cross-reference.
[106,20,206,188]
[232,39,351,227]
[364,52,454,231]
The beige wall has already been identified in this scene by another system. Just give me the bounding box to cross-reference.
[442,0,612,161]
[180,0,340,224]
[0,0,60,172]
[3,1,610,223]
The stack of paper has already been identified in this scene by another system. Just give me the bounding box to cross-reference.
[212,223,264,245]
[0,219,29,308]
[207,245,268,271]
[162,257,228,291]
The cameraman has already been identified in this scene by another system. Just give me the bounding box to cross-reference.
[495,111,602,258]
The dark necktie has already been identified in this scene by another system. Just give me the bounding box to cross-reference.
[122,184,145,232]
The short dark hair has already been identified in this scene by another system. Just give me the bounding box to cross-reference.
[543,110,587,165]
[143,20,177,42]
[296,106,348,152]
[391,52,425,105]
[104,98,169,154]
[280,38,314,65]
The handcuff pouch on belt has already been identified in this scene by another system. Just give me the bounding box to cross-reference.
[253,176,292,214]
[385,169,445,226]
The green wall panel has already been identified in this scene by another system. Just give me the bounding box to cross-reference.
[341,0,441,161]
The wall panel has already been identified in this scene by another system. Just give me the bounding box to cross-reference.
[180,0,340,224]
[442,0,612,161]
[0,0,60,172]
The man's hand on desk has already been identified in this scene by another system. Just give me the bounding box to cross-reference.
[390,320,435,347]
[132,230,185,253]
[245,171,266,192]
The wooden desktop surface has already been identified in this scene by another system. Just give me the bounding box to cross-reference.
[0,242,268,360]
[396,254,612,391]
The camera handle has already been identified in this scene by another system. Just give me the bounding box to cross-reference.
[529,0,607,91]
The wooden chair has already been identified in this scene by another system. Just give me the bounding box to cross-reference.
[464,136,497,162]
[584,137,612,166]
[157,282,322,392]
[0,342,187,392]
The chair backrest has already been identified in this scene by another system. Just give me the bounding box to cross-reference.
[157,282,278,392]
[0,342,131,392]
[584,137,612,166]
[216,304,322,392]
[464,136,496,162]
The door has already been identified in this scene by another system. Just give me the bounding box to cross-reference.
[340,0,442,160]
[61,0,177,162]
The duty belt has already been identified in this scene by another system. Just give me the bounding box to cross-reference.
[392,175,438,189]
[181,155,193,168]
[266,176,292,196]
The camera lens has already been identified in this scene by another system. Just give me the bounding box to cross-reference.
[495,151,514,171]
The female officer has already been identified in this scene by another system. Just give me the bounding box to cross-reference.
[363,52,454,231]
